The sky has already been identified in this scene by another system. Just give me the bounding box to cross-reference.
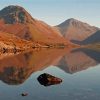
[0,0,100,27]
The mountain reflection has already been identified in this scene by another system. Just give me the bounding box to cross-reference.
[56,48,100,74]
[72,48,100,62]
[0,48,99,85]
[0,49,69,85]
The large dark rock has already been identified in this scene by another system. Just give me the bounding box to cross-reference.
[37,73,62,86]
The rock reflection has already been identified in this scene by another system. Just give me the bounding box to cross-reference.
[37,73,62,86]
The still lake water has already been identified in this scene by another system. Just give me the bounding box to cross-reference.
[0,48,100,100]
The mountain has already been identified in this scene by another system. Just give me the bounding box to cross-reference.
[56,18,99,42]
[0,5,70,46]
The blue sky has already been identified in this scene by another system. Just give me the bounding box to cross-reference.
[0,0,100,27]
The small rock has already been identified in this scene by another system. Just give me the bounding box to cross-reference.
[21,93,28,96]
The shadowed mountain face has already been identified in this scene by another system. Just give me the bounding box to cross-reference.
[72,30,100,45]
[56,18,99,42]
[0,48,99,85]
[0,5,69,45]
[0,6,31,24]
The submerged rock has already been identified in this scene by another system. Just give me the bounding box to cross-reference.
[37,73,62,86]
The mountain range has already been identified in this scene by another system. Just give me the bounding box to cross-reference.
[0,5,99,49]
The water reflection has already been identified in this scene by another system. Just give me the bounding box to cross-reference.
[0,48,69,85]
[0,48,100,100]
[72,48,100,62]
[0,48,99,85]
[56,48,100,74]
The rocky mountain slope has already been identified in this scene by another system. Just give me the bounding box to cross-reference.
[0,31,38,52]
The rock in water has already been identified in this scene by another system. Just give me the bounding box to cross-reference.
[21,93,28,96]
[37,73,62,86]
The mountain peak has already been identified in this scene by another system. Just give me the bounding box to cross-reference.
[67,18,78,22]
[2,5,24,10]
[0,5,33,24]
[57,18,81,28]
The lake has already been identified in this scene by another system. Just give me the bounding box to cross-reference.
[0,48,100,100]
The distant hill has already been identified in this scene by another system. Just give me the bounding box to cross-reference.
[56,18,99,42]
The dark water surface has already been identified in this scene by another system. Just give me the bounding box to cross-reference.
[0,48,100,100]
